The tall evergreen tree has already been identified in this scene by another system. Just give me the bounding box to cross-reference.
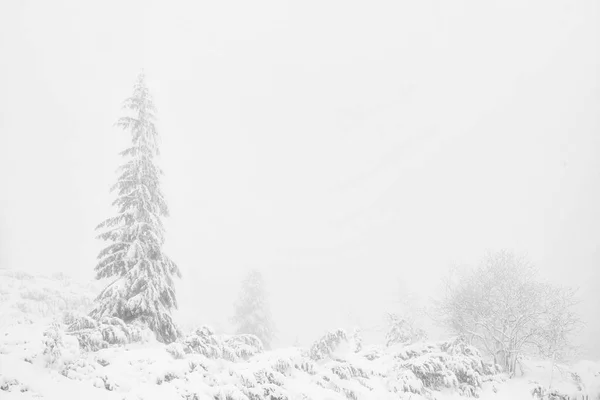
[231,269,275,350]
[90,72,181,343]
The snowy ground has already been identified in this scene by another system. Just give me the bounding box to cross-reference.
[1,268,599,400]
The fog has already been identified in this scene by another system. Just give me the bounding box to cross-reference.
[0,0,598,358]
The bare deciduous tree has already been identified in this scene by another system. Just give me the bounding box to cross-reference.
[433,250,582,378]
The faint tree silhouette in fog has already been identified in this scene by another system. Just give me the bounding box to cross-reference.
[231,269,275,350]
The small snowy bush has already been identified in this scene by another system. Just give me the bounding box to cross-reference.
[309,329,348,361]
[386,337,501,398]
[360,344,383,361]
[531,384,571,400]
[61,358,97,381]
[66,314,151,351]
[351,327,363,353]
[166,342,186,359]
[42,322,64,366]
[0,377,32,394]
[222,334,264,360]
[180,326,263,362]
[182,326,223,358]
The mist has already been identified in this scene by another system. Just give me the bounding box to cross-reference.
[1,0,598,360]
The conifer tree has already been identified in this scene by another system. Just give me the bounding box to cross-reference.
[90,72,181,343]
[231,269,275,350]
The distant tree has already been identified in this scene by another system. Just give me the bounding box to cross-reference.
[351,326,363,352]
[383,279,428,347]
[433,250,581,377]
[384,312,427,347]
[231,269,275,350]
[90,72,181,343]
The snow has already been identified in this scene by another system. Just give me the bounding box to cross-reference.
[1,268,599,400]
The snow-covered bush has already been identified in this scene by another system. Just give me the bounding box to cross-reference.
[386,366,425,396]
[391,337,500,398]
[182,326,223,358]
[3,269,34,280]
[166,342,187,359]
[360,344,383,361]
[223,334,264,361]
[66,314,151,351]
[60,358,98,381]
[42,322,64,366]
[309,329,348,361]
[530,383,571,400]
[0,377,32,394]
[330,361,371,380]
[41,321,80,369]
[180,326,263,362]
[351,327,362,353]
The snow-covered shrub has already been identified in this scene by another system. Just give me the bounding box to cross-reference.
[351,327,362,353]
[188,359,208,373]
[66,314,151,351]
[360,344,383,361]
[0,377,32,394]
[21,287,51,302]
[399,353,457,390]
[531,383,571,400]
[296,359,317,375]
[156,368,184,385]
[394,342,437,361]
[213,385,259,400]
[254,368,286,387]
[62,310,78,325]
[42,322,64,366]
[222,334,263,361]
[182,326,223,358]
[386,366,425,395]
[61,358,98,381]
[14,301,32,314]
[180,327,263,362]
[316,374,343,395]
[0,377,19,392]
[166,342,187,359]
[94,374,118,391]
[17,284,94,317]
[330,362,371,380]
[67,313,99,331]
[531,383,545,399]
[391,337,500,398]
[4,269,34,280]
[309,329,348,361]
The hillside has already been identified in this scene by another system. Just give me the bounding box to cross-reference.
[0,268,598,400]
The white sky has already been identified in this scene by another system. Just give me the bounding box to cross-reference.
[0,0,599,356]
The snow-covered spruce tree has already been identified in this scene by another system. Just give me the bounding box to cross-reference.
[90,72,181,343]
[231,269,275,350]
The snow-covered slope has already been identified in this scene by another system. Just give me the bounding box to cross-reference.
[1,268,599,400]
